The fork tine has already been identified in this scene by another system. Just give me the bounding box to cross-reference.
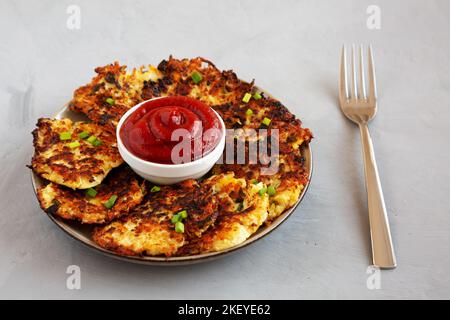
[358,44,366,99]
[339,45,348,102]
[351,44,358,99]
[368,44,377,101]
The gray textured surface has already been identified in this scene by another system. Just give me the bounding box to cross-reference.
[1,0,449,299]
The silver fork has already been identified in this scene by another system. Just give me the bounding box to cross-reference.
[339,44,397,269]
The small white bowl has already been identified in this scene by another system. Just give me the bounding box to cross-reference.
[116,98,226,185]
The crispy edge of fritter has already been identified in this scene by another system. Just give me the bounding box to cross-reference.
[37,166,145,224]
[31,118,123,189]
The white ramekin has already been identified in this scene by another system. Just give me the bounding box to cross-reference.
[116,98,226,185]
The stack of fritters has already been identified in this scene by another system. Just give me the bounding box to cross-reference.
[32,57,312,257]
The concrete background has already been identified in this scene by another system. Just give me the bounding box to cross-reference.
[0,0,449,299]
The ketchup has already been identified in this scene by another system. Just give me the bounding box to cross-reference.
[120,96,222,164]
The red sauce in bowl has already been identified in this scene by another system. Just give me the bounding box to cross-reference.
[120,96,222,164]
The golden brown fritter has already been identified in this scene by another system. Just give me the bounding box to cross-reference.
[68,57,254,129]
[150,57,254,106]
[92,179,200,256]
[211,96,312,221]
[177,176,269,255]
[37,166,145,224]
[31,118,123,189]
[69,62,162,131]
[92,173,266,257]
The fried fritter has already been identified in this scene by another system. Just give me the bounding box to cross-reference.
[92,179,200,256]
[92,173,266,257]
[69,62,162,131]
[212,96,312,221]
[68,57,312,222]
[31,118,123,189]
[37,166,145,224]
[68,57,253,129]
[177,177,269,255]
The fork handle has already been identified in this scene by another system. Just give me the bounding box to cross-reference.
[359,124,397,269]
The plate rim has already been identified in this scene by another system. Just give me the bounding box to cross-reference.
[31,101,313,266]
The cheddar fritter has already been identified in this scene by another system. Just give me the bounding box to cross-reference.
[37,166,145,224]
[67,57,312,223]
[157,58,312,221]
[177,177,269,255]
[32,118,123,189]
[92,173,266,257]
[46,57,313,257]
[69,62,162,131]
[68,57,253,129]
[212,96,312,222]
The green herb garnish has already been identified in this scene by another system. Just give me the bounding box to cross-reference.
[258,187,267,196]
[253,92,262,100]
[267,185,276,196]
[178,210,188,219]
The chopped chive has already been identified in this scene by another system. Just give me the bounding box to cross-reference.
[267,185,276,196]
[171,213,181,224]
[92,138,103,147]
[67,141,80,149]
[87,136,102,146]
[191,71,203,84]
[78,131,90,139]
[85,188,97,198]
[251,179,258,185]
[246,108,253,116]
[59,131,72,141]
[175,221,185,233]
[258,187,267,196]
[106,97,115,105]
[262,117,271,127]
[242,93,252,103]
[87,136,97,144]
[253,92,262,100]
[178,210,188,219]
[150,186,161,193]
[103,195,118,209]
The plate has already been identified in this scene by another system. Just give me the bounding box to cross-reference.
[31,102,312,265]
